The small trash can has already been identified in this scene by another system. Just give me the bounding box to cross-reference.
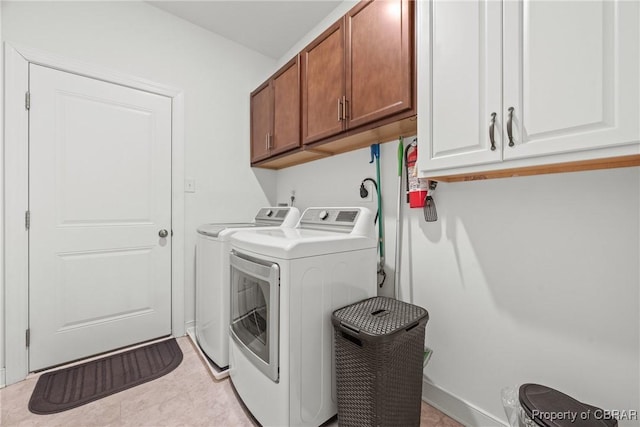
[518,384,618,427]
[331,296,429,427]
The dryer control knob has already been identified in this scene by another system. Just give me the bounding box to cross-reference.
[319,210,329,220]
[265,209,274,217]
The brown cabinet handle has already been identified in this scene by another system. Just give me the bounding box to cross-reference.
[507,107,515,147]
[337,98,343,121]
[342,95,348,120]
[489,112,497,151]
[265,133,269,151]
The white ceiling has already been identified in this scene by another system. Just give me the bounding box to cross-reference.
[148,1,343,59]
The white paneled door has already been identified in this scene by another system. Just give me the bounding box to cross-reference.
[28,64,172,371]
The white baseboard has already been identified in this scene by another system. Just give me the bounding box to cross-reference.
[0,368,6,388]
[185,321,195,334]
[422,377,507,427]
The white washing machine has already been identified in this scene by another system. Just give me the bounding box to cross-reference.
[228,207,377,427]
[195,207,300,371]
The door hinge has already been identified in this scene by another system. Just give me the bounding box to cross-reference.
[25,91,31,110]
[26,328,30,347]
[25,210,31,230]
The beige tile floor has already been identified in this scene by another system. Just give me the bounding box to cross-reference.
[0,337,462,427]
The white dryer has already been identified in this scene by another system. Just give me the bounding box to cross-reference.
[228,207,377,427]
[195,207,300,371]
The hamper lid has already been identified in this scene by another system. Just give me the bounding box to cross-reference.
[331,297,428,337]
[519,384,617,427]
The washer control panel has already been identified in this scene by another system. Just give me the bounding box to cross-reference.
[300,208,361,230]
[255,207,290,223]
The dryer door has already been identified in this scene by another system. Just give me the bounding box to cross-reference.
[229,251,280,382]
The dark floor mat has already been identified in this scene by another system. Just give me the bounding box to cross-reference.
[29,338,183,415]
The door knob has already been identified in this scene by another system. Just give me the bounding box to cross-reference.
[159,229,168,238]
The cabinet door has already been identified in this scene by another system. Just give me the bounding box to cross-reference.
[503,0,639,160]
[346,0,413,129]
[301,19,346,145]
[271,57,300,155]
[417,0,503,172]
[250,82,272,163]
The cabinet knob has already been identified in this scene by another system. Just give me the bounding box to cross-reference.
[507,107,515,147]
[489,112,497,151]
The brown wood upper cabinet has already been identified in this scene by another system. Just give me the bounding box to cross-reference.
[301,20,346,145]
[301,0,414,145]
[250,56,300,163]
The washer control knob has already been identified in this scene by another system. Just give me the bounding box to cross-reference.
[319,210,329,220]
[265,209,273,217]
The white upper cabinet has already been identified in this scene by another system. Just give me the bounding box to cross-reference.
[504,0,639,159]
[418,0,640,175]
[419,0,503,170]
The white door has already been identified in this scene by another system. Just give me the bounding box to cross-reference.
[503,0,640,160]
[418,0,503,172]
[28,64,172,371]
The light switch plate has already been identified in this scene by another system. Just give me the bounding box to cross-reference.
[185,178,196,193]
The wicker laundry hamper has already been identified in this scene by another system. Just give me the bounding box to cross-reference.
[332,297,429,427]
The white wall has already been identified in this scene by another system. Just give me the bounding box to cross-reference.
[1,1,277,333]
[276,142,640,425]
